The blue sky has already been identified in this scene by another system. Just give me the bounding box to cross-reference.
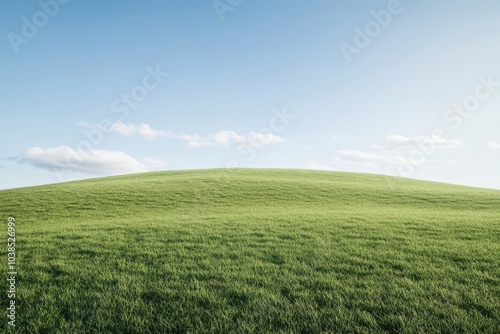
[1,0,500,190]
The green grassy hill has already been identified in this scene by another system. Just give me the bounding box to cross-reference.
[1,169,499,333]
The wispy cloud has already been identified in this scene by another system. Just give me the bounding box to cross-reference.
[308,133,462,173]
[306,158,380,172]
[178,130,285,148]
[79,121,173,140]
[484,141,500,150]
[338,149,406,166]
[335,148,456,167]
[17,146,148,175]
[111,122,173,140]
[82,121,286,148]
[142,157,169,168]
[385,134,462,148]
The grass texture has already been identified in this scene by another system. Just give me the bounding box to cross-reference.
[1,169,499,333]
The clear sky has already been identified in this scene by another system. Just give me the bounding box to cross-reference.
[1,0,500,190]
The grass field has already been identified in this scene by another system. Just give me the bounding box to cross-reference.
[1,169,499,333]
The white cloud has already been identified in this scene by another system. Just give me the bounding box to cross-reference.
[243,132,285,147]
[110,121,173,140]
[178,130,285,148]
[339,149,406,166]
[19,146,148,175]
[113,124,284,148]
[337,149,456,166]
[332,134,338,140]
[143,157,169,168]
[78,121,173,140]
[306,133,461,174]
[81,121,286,148]
[317,147,456,174]
[177,134,213,148]
[385,134,462,148]
[485,141,500,150]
